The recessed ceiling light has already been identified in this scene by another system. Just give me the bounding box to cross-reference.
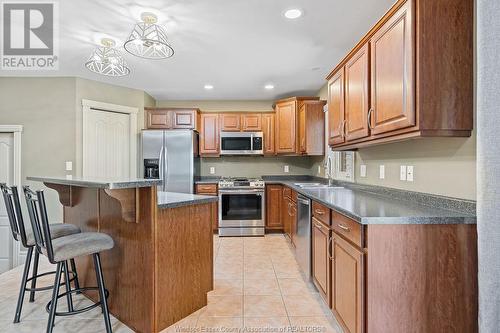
[284,9,302,19]
[264,84,275,90]
[204,84,214,90]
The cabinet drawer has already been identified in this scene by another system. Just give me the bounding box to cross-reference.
[312,201,331,226]
[331,210,362,248]
[195,184,218,195]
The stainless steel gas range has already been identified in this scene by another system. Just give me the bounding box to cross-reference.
[218,177,265,236]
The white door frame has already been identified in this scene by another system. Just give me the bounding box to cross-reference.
[80,99,138,178]
[0,125,23,267]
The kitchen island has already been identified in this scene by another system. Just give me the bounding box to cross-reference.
[28,176,217,333]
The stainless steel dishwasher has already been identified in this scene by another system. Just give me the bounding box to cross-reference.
[295,194,311,280]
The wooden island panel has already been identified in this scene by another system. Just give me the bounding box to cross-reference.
[53,184,213,333]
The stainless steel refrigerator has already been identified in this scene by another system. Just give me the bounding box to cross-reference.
[141,130,200,193]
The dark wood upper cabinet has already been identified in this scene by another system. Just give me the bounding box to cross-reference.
[262,113,275,155]
[200,113,219,156]
[275,97,323,155]
[370,0,414,134]
[328,70,345,145]
[326,0,473,150]
[265,185,282,229]
[344,44,370,142]
[275,99,297,154]
[220,113,241,131]
[298,101,326,155]
[332,233,364,333]
[145,108,199,130]
[242,113,262,131]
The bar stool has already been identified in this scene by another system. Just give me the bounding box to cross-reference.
[23,186,115,333]
[0,183,81,323]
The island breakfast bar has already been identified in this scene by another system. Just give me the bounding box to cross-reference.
[27,176,217,333]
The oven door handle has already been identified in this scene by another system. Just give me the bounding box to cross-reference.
[219,189,264,194]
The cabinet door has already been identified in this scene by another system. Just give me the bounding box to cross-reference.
[262,113,275,155]
[266,185,282,229]
[172,110,197,129]
[200,114,220,155]
[242,114,262,131]
[312,217,331,305]
[332,234,363,333]
[282,195,291,238]
[146,109,172,129]
[275,101,297,153]
[345,44,370,141]
[298,104,306,153]
[370,1,414,134]
[328,70,345,145]
[220,114,241,131]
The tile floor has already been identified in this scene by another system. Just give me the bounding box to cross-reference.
[0,234,342,333]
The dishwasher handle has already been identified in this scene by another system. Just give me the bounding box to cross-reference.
[297,196,310,205]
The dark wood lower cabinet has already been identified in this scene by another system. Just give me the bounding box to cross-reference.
[266,185,283,230]
[331,233,364,333]
[312,217,331,306]
[195,183,218,232]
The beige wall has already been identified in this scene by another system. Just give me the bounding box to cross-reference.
[0,77,76,220]
[0,77,155,220]
[315,82,477,200]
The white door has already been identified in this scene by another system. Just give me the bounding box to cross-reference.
[83,109,131,178]
[0,133,14,273]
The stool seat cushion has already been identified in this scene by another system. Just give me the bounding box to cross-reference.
[26,223,81,246]
[45,232,114,262]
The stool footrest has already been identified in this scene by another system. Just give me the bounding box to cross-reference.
[25,270,78,292]
[45,287,109,317]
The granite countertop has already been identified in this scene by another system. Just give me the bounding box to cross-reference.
[262,176,476,225]
[157,191,218,209]
[28,176,161,189]
[194,176,221,184]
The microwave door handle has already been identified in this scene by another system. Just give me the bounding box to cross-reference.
[250,133,253,151]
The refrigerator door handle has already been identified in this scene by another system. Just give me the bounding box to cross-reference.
[158,145,164,190]
[164,141,168,191]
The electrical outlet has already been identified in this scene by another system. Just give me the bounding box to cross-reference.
[284,165,289,173]
[360,165,367,178]
[407,166,414,181]
[400,165,407,181]
[65,161,73,171]
[379,165,385,179]
[209,167,216,174]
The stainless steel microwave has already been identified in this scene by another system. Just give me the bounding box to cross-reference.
[220,132,263,155]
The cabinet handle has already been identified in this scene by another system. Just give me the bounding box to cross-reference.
[314,222,322,230]
[338,120,346,139]
[343,120,347,138]
[314,209,325,216]
[367,108,374,130]
[337,224,350,232]
[328,236,333,260]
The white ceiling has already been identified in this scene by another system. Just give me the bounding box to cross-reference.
[1,0,396,100]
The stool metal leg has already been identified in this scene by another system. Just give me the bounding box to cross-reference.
[14,247,33,323]
[69,258,80,292]
[29,249,39,302]
[93,253,112,333]
[62,261,74,312]
[47,262,62,333]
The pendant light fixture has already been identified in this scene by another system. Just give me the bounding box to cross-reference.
[124,12,174,59]
[85,38,130,77]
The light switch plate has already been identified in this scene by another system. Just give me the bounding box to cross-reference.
[360,165,367,178]
[209,167,215,175]
[65,161,73,171]
[400,165,407,181]
[379,165,385,179]
[284,165,289,173]
[407,166,414,181]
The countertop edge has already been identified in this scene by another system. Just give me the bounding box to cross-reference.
[28,176,161,189]
[157,196,218,209]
